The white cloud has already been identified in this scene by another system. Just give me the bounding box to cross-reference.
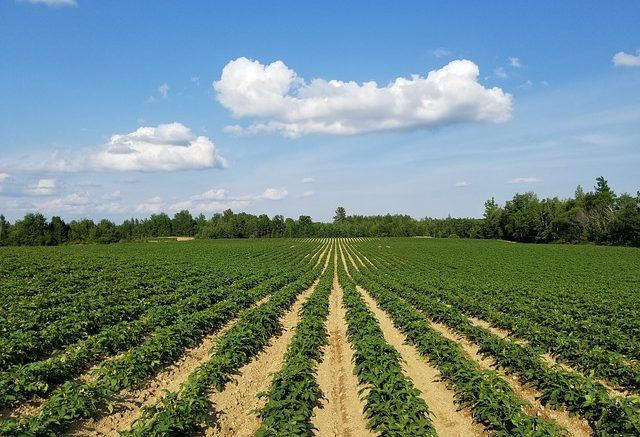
[168,199,249,214]
[455,181,470,187]
[163,186,288,215]
[29,122,227,172]
[613,49,640,67]
[20,0,77,7]
[189,186,287,202]
[509,57,521,68]
[508,177,543,184]
[301,177,315,184]
[575,132,620,146]
[103,190,122,201]
[518,80,534,89]
[135,196,165,214]
[158,82,169,98]
[431,48,450,58]
[0,173,10,194]
[192,188,227,201]
[494,67,508,79]
[259,187,288,200]
[300,191,315,198]
[28,178,56,196]
[214,57,513,137]
[36,192,91,214]
[190,76,201,87]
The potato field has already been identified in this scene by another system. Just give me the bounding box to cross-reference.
[0,238,639,436]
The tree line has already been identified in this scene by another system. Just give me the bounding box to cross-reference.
[1,177,638,247]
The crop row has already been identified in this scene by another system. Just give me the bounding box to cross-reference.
[345,242,640,436]
[337,256,562,435]
[121,251,329,436]
[0,245,327,437]
[0,269,278,408]
[337,254,436,436]
[0,242,326,410]
[360,239,640,362]
[376,249,640,392]
[0,243,317,369]
[254,250,334,436]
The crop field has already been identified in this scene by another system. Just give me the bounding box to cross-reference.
[0,238,639,436]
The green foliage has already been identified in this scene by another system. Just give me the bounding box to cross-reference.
[337,257,436,436]
[349,238,640,435]
[255,257,333,436]
[0,240,327,436]
[122,255,326,436]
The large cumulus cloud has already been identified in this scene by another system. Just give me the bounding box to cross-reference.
[214,57,513,137]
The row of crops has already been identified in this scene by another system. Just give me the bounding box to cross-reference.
[0,237,638,436]
[0,240,331,435]
[341,239,640,436]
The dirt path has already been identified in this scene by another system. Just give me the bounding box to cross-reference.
[204,244,333,436]
[68,245,333,436]
[65,304,264,436]
[356,285,484,437]
[468,315,630,398]
[428,319,592,436]
[342,244,362,272]
[204,282,319,436]
[310,251,372,437]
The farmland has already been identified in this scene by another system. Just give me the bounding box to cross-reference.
[0,239,639,436]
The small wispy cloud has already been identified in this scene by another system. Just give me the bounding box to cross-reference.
[612,49,640,68]
[190,76,201,87]
[28,178,56,196]
[158,82,169,99]
[508,57,522,68]
[455,181,470,187]
[301,177,315,184]
[494,67,508,79]
[508,177,543,184]
[20,0,77,7]
[431,48,450,58]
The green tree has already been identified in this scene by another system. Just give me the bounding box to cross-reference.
[257,214,272,237]
[48,216,68,245]
[96,219,119,243]
[0,214,9,246]
[12,213,48,246]
[271,215,285,237]
[298,215,313,236]
[172,210,195,236]
[68,219,98,243]
[481,197,503,239]
[333,206,346,223]
[148,213,172,237]
[502,192,542,242]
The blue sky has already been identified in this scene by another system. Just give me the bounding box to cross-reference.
[1,0,639,222]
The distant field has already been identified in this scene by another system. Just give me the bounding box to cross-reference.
[0,239,638,436]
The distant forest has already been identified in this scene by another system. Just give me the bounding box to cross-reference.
[1,177,639,247]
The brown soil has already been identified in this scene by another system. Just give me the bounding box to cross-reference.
[468,315,631,398]
[204,283,318,436]
[356,285,484,437]
[343,246,361,272]
[65,294,272,437]
[428,320,592,437]
[0,398,43,421]
[203,244,333,437]
[310,252,372,437]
